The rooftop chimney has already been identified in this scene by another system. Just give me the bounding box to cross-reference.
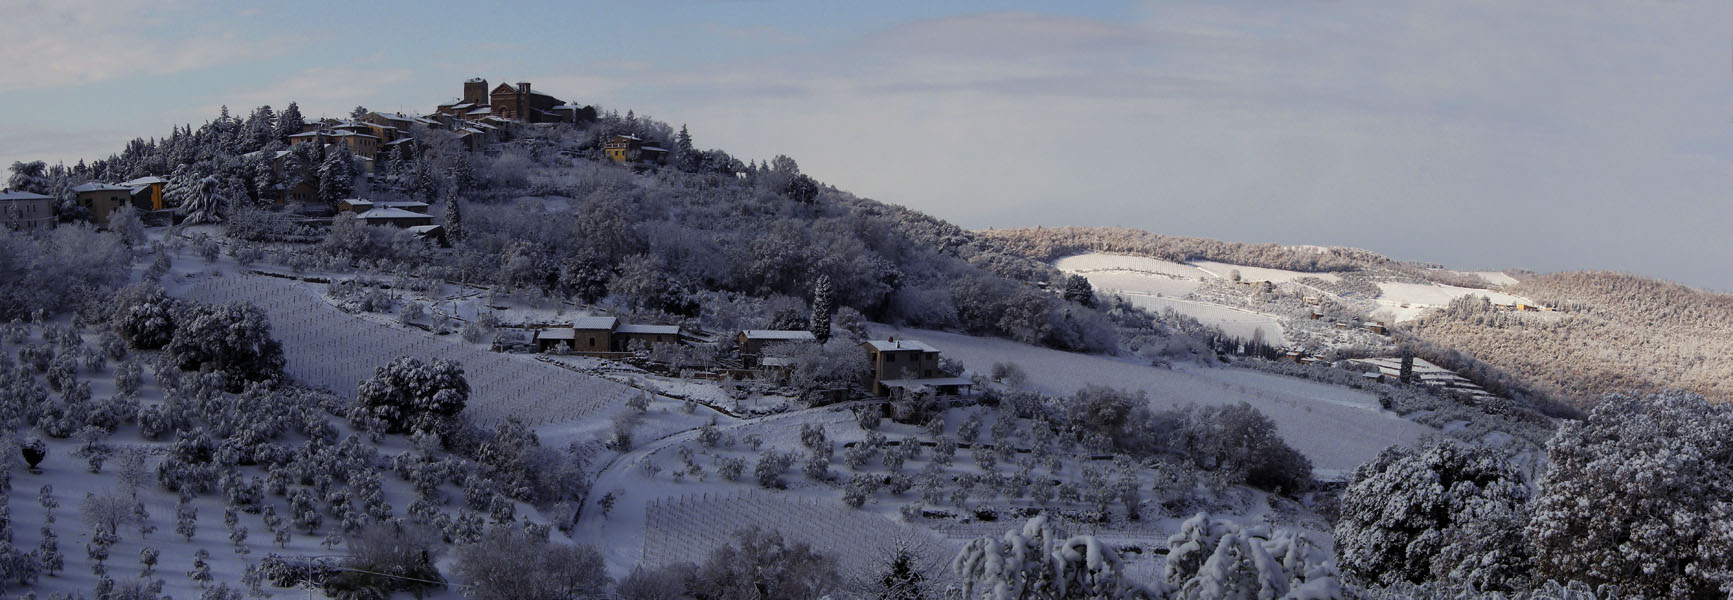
[518,82,530,95]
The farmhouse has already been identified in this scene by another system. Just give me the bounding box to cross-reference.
[71,182,135,225]
[0,190,55,230]
[617,324,683,349]
[737,330,816,367]
[288,129,380,160]
[121,176,167,211]
[353,208,433,228]
[604,135,668,164]
[861,338,972,396]
[535,316,619,354]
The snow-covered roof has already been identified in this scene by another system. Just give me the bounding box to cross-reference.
[71,182,132,193]
[742,330,816,341]
[536,327,575,341]
[384,138,414,146]
[641,146,669,153]
[406,225,443,236]
[0,190,52,201]
[121,176,166,186]
[378,201,427,211]
[572,316,618,331]
[354,208,428,220]
[466,108,491,115]
[864,340,939,353]
[618,324,680,335]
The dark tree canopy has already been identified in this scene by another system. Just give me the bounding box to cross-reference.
[356,356,470,436]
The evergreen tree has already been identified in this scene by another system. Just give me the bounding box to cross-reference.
[1062,275,1096,308]
[350,106,368,120]
[809,275,834,342]
[276,102,305,141]
[317,147,356,206]
[877,546,926,600]
[6,161,49,194]
[444,188,466,243]
[1398,349,1415,384]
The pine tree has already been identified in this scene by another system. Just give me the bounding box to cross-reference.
[877,546,927,600]
[1062,275,1096,308]
[809,275,834,342]
[317,147,356,206]
[444,188,466,243]
[1398,349,1415,383]
[275,102,305,142]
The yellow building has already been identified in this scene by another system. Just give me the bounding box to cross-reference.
[121,177,167,211]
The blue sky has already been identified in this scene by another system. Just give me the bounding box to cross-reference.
[3,0,1730,290]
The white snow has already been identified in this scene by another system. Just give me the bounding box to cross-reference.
[870,326,1428,472]
[1371,282,1531,322]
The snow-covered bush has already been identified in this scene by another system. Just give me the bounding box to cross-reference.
[452,524,608,600]
[322,523,445,599]
[689,527,840,600]
[353,356,469,437]
[1527,392,1733,598]
[953,515,1157,599]
[1164,512,1343,599]
[1335,439,1532,591]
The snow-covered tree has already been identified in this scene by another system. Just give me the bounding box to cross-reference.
[809,275,833,342]
[179,176,227,225]
[453,524,608,600]
[1062,275,1096,308]
[111,283,179,350]
[953,515,1157,599]
[1335,439,1532,591]
[1527,392,1733,598]
[354,356,469,436]
[164,301,284,391]
[316,146,356,206]
[6,161,49,194]
[1164,513,1343,599]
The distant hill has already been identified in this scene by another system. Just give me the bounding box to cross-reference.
[1408,271,1733,406]
[998,226,1733,409]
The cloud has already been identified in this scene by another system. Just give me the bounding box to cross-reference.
[0,0,291,93]
[553,3,1733,289]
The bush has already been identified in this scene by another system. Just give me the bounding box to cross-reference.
[689,527,839,600]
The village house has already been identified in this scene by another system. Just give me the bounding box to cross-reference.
[339,199,428,214]
[617,324,683,349]
[0,190,55,230]
[861,338,973,397]
[121,176,167,211]
[604,134,668,164]
[536,316,619,354]
[71,182,135,225]
[353,207,433,228]
[287,129,381,160]
[737,330,816,367]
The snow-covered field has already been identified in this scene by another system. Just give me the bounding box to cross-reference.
[1372,281,1531,322]
[176,272,640,427]
[1114,294,1287,347]
[869,326,1429,472]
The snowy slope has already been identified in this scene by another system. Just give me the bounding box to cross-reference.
[869,326,1429,472]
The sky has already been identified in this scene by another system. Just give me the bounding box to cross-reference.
[3,0,1729,290]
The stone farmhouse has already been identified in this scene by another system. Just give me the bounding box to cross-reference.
[861,338,973,396]
[0,190,55,230]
